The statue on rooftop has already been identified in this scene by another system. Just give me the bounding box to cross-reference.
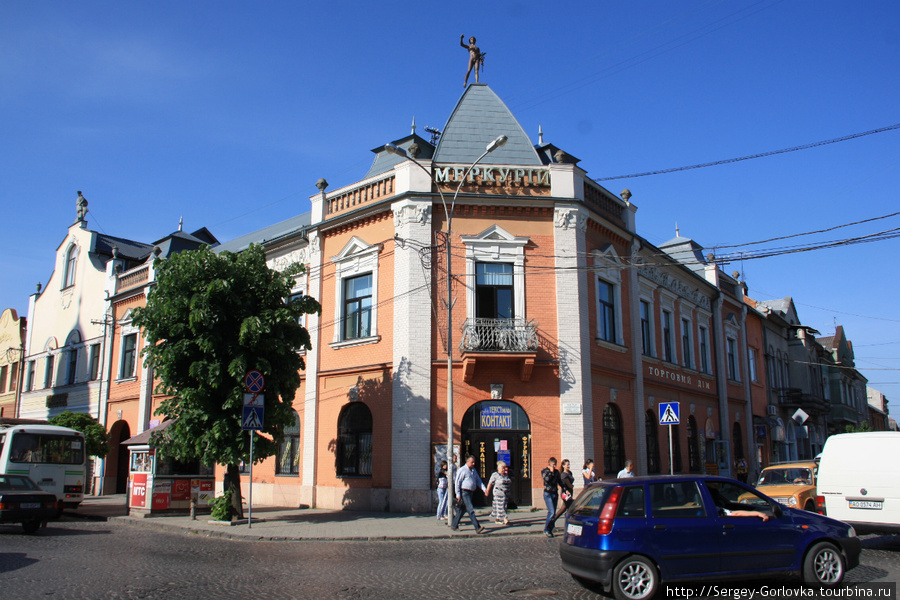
[461,35,484,87]
[76,191,89,222]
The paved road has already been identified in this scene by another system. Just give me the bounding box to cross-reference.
[1,521,898,600]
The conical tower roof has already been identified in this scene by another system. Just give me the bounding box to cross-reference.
[433,84,541,166]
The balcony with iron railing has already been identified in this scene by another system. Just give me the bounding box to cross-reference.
[775,387,830,415]
[458,318,539,383]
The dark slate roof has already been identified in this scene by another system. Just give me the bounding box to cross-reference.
[433,84,541,166]
[95,233,154,261]
[365,134,435,180]
[215,212,311,254]
[152,228,220,258]
[122,419,175,446]
[658,234,708,275]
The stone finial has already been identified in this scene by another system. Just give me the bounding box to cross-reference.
[707,253,715,262]
[621,189,632,202]
[316,178,328,192]
[36,282,42,294]
[553,149,568,164]
[538,124,543,145]
[732,270,741,280]
[408,141,420,158]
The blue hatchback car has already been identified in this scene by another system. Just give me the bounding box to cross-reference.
[559,475,860,600]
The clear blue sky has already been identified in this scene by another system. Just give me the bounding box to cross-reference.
[2,1,898,404]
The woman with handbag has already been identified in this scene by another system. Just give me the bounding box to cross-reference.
[485,460,511,525]
[555,459,575,520]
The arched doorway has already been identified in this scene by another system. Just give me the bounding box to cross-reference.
[461,400,531,508]
[107,420,131,494]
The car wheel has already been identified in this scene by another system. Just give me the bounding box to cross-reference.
[802,541,844,585]
[612,556,658,600]
[22,519,42,534]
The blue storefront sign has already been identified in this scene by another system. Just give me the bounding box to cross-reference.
[480,405,513,429]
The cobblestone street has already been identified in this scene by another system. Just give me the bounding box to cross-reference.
[2,520,899,600]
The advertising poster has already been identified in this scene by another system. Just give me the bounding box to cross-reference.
[131,473,148,507]
[152,480,171,510]
[171,478,191,502]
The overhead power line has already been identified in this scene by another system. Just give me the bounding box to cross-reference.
[594,122,900,182]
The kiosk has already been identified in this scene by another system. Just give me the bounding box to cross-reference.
[122,420,215,517]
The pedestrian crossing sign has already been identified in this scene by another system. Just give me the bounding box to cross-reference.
[659,402,680,425]
[242,406,264,430]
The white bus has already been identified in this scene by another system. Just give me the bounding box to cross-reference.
[0,423,87,510]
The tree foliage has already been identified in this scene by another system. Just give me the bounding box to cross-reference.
[48,411,110,458]
[132,244,320,515]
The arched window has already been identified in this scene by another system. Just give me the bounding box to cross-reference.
[276,411,301,476]
[337,403,372,476]
[687,416,701,473]
[645,410,660,473]
[64,244,77,288]
[602,404,625,476]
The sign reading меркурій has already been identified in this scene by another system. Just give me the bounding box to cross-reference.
[434,166,550,187]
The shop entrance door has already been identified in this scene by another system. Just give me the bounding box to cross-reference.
[461,401,532,508]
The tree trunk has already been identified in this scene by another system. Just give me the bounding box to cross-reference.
[226,463,244,520]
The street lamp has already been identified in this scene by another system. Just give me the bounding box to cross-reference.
[385,134,507,526]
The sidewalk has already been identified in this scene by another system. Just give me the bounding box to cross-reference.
[65,495,555,541]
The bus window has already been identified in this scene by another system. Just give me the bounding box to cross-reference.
[10,432,84,464]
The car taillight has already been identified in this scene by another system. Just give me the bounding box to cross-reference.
[816,495,826,515]
[597,487,623,535]
[0,502,12,510]
[44,501,56,509]
[64,485,83,494]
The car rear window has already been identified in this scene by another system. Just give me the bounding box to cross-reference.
[617,485,645,518]
[570,485,611,516]
[649,481,705,518]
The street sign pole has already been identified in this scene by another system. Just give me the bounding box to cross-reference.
[243,370,265,530]
[668,425,674,475]
[248,430,253,528]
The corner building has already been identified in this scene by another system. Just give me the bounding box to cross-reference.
[218,84,754,511]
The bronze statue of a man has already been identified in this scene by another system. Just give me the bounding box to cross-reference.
[461,35,483,87]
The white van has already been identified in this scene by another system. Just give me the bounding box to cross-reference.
[817,431,900,535]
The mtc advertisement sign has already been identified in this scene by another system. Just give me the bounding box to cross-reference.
[131,473,148,507]
[480,405,513,429]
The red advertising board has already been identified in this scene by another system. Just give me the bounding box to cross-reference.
[171,479,191,502]
[131,473,148,507]
[152,480,171,510]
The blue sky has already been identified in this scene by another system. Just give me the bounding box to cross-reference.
[2,1,898,403]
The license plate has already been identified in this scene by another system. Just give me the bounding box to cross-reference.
[566,523,583,536]
[20,503,40,509]
[848,500,882,510]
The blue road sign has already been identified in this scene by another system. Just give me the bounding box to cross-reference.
[245,370,265,393]
[242,405,264,430]
[659,401,680,425]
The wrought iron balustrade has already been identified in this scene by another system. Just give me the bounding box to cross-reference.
[459,318,538,352]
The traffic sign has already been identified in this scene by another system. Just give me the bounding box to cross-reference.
[659,402,680,425]
[243,393,264,406]
[245,370,265,393]
[242,406,264,430]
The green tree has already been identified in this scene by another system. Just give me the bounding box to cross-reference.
[48,411,110,458]
[132,244,320,518]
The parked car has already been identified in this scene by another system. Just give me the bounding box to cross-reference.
[817,431,900,534]
[559,475,860,600]
[755,460,820,512]
[0,474,59,533]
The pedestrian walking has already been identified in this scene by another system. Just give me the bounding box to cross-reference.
[541,457,561,537]
[554,459,575,520]
[617,459,635,478]
[436,460,449,521]
[451,455,488,533]
[581,459,597,486]
[485,460,511,525]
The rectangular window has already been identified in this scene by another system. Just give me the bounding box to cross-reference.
[121,334,137,379]
[699,327,710,374]
[640,300,652,355]
[662,310,673,363]
[343,274,373,340]
[681,318,692,369]
[0,365,6,393]
[597,279,616,343]
[475,263,514,319]
[727,338,738,381]
[44,355,55,388]
[66,348,78,385]
[89,344,101,381]
[749,348,759,383]
[25,361,35,392]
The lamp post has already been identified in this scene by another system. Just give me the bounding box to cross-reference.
[385,134,507,526]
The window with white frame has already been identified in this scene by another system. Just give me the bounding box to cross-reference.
[662,310,674,363]
[0,366,7,393]
[66,347,78,385]
[331,237,380,347]
[88,344,101,381]
[749,348,759,383]
[25,360,35,392]
[640,299,654,356]
[461,225,528,323]
[120,333,138,379]
[699,325,711,374]
[681,317,693,369]
[63,243,77,289]
[276,411,301,476]
[591,246,624,346]
[726,337,739,381]
[596,278,617,343]
[44,354,55,388]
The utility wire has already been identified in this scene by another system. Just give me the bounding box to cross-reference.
[594,122,900,181]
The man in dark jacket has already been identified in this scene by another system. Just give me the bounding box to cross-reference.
[541,457,561,537]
